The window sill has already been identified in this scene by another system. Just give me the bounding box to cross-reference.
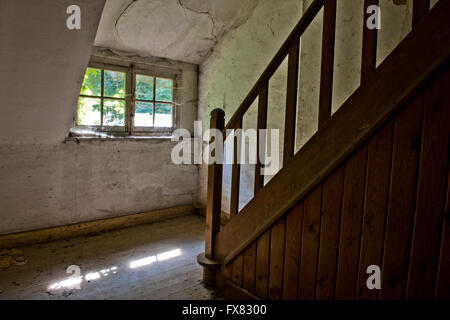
[64,135,174,143]
[66,128,175,142]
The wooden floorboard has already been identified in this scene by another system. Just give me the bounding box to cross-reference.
[0,215,218,300]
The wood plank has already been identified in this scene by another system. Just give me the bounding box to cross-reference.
[380,94,423,300]
[316,167,344,299]
[232,254,244,287]
[318,0,337,128]
[435,167,450,299]
[268,218,286,300]
[230,118,243,217]
[214,1,450,264]
[223,280,261,300]
[298,186,323,300]
[205,109,225,259]
[335,146,368,299]
[255,231,271,299]
[283,39,300,166]
[243,243,257,294]
[361,0,378,82]
[282,202,304,299]
[356,122,394,300]
[406,67,450,299]
[413,0,430,27]
[223,263,233,281]
[255,84,268,194]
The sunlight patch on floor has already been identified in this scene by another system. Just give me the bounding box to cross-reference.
[47,248,181,291]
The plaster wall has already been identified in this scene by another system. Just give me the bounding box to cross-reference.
[0,141,197,235]
[0,0,198,235]
[0,0,105,145]
[94,0,259,64]
[197,0,305,211]
[197,0,419,213]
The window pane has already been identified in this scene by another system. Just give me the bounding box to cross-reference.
[104,70,126,98]
[103,99,125,126]
[78,97,101,125]
[156,78,173,102]
[136,75,154,100]
[155,103,172,127]
[135,102,153,127]
[80,68,101,97]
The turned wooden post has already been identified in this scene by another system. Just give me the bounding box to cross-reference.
[201,108,225,287]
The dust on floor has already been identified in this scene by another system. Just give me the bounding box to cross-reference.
[0,214,220,300]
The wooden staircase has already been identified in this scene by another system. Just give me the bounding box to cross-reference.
[198,0,450,300]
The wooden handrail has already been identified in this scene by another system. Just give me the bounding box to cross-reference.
[213,0,450,264]
[224,0,326,132]
[413,0,431,26]
[221,0,433,216]
[202,0,438,282]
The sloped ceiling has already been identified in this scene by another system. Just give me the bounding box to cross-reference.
[94,0,259,64]
[0,0,106,144]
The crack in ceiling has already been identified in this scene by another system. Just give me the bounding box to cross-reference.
[95,0,259,64]
[176,0,218,54]
[114,0,138,45]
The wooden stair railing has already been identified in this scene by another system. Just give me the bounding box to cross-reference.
[198,0,447,288]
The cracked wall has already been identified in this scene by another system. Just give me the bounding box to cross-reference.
[95,0,259,64]
[197,0,305,211]
[0,0,199,235]
[197,0,424,213]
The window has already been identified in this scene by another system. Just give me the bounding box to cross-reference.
[135,75,174,129]
[73,64,176,136]
[78,68,126,127]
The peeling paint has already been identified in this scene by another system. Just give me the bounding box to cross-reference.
[95,0,258,64]
[197,0,415,212]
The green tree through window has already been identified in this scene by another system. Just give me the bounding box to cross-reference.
[76,66,175,133]
[78,68,126,127]
[135,74,173,128]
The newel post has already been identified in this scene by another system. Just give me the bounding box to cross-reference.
[197,108,225,287]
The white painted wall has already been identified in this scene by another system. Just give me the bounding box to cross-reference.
[0,0,105,145]
[95,0,258,64]
[0,0,428,233]
[197,0,305,211]
[0,0,199,234]
[0,141,197,234]
[197,0,420,213]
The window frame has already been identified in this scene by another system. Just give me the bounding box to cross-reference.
[73,61,178,136]
[132,67,177,134]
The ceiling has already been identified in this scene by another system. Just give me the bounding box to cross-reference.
[94,0,259,64]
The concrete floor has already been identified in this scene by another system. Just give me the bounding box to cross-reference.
[0,215,219,300]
